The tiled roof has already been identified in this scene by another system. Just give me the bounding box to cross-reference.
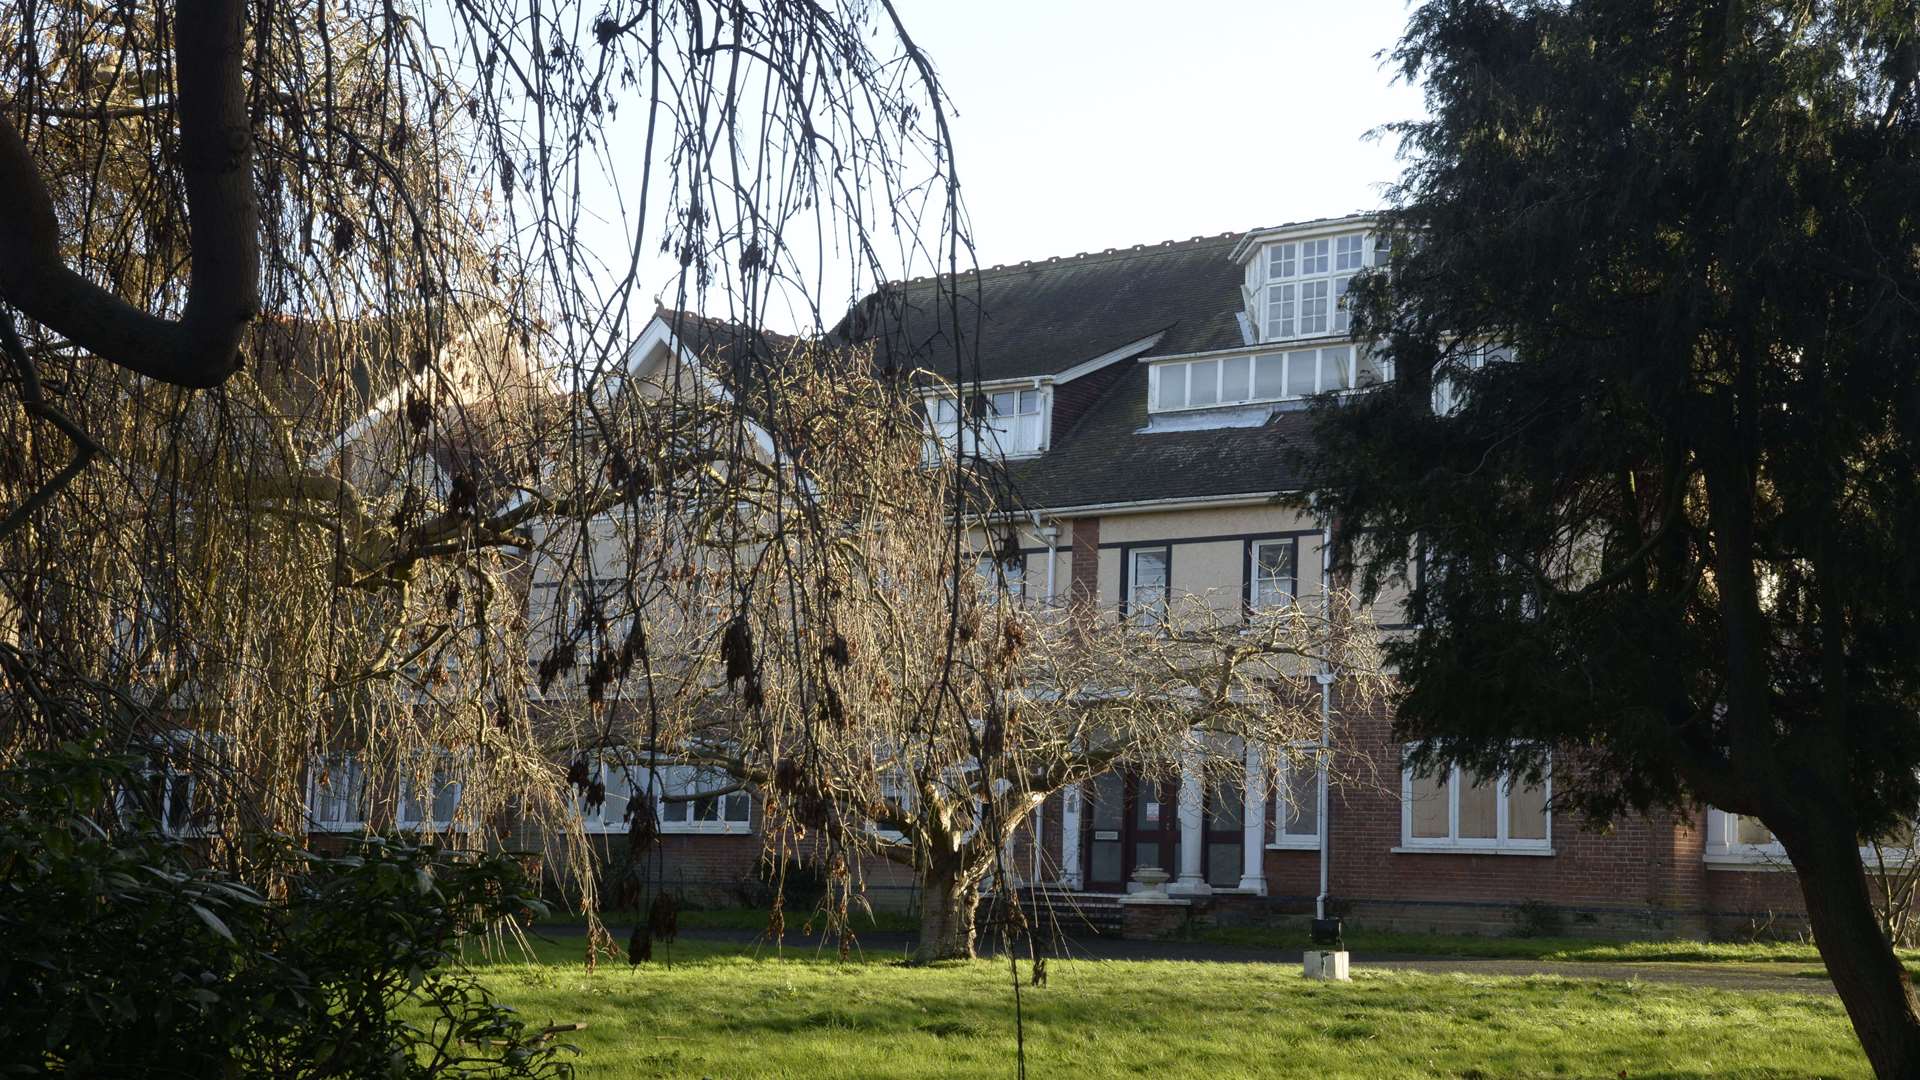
[1001,360,1315,510]
[838,233,1248,384]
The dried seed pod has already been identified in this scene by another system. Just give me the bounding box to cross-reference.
[720,615,754,685]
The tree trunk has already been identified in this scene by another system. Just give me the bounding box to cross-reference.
[1783,816,1920,1079]
[913,855,979,964]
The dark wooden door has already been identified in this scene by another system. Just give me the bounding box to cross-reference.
[1083,771,1127,891]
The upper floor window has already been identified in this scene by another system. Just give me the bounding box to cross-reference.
[924,387,1049,460]
[1248,539,1297,612]
[1126,547,1170,627]
[1150,346,1388,412]
[1432,343,1516,416]
[976,553,1026,601]
[1247,232,1372,342]
[1400,748,1550,853]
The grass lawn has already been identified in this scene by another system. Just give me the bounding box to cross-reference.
[539,906,920,934]
[470,938,1869,1079]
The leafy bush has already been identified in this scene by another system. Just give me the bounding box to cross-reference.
[0,742,573,1077]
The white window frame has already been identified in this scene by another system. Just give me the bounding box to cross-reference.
[1251,232,1371,343]
[1432,343,1516,416]
[579,758,644,834]
[1126,546,1171,628]
[1270,743,1324,850]
[654,764,753,835]
[922,385,1051,460]
[306,752,368,832]
[1148,346,1377,413]
[1248,538,1298,613]
[976,553,1027,601]
[121,729,221,838]
[867,767,917,845]
[1398,748,1553,854]
[1700,809,1917,869]
[397,753,467,832]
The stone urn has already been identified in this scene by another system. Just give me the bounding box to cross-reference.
[1130,865,1171,899]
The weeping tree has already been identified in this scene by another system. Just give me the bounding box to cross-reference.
[1298,1,1920,1074]
[538,343,1390,963]
[0,0,973,921]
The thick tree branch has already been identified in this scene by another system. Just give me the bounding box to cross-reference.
[0,0,258,390]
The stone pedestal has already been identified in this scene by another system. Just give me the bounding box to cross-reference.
[1303,950,1351,981]
[1129,865,1171,899]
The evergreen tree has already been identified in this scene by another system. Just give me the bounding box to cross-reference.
[1300,1,1920,1072]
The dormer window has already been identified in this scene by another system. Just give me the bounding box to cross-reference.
[1148,345,1389,413]
[1243,231,1372,343]
[923,386,1049,460]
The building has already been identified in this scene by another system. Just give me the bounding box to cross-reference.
[333,220,1818,939]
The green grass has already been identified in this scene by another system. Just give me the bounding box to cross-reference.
[537,905,919,934]
[1196,925,1920,966]
[469,938,1869,1079]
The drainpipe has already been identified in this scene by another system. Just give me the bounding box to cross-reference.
[1317,521,1334,922]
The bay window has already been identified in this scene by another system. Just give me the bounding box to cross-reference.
[1251,232,1370,342]
[1400,749,1551,853]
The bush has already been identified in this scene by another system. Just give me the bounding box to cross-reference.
[0,742,573,1077]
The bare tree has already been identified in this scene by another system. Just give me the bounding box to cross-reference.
[0,0,973,930]
[533,342,1391,963]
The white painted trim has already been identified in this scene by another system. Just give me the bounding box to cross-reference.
[1390,846,1557,857]
[1227,213,1381,263]
[1009,492,1286,519]
[1053,331,1166,384]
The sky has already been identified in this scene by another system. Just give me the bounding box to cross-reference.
[605,0,1430,332]
[876,0,1426,270]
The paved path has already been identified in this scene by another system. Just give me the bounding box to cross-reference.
[539,924,1836,995]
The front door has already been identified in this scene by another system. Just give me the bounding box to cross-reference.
[1082,771,1185,891]
[1130,774,1181,880]
[1083,772,1127,891]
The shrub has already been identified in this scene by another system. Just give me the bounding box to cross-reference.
[0,742,573,1077]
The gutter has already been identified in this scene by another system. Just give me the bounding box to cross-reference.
[983,491,1290,523]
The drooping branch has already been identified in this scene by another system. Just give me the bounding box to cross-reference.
[0,0,258,390]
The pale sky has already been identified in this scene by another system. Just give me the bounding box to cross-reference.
[603,0,1429,332]
[892,0,1426,270]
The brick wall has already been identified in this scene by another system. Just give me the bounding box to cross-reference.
[1324,689,1710,938]
[1069,518,1100,614]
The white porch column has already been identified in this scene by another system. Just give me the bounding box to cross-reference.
[1170,739,1212,896]
[1239,742,1269,895]
[1060,783,1084,889]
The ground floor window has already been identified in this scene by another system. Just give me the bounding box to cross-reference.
[398,754,464,831]
[657,765,752,833]
[119,730,222,837]
[307,752,368,831]
[1273,745,1322,848]
[1400,748,1550,852]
